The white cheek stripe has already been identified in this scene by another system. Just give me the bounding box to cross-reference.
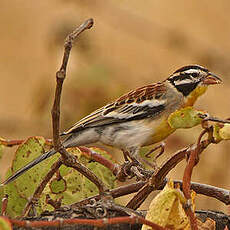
[174,79,194,85]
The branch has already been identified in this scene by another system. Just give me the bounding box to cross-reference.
[72,176,230,210]
[50,18,108,194]
[62,147,108,193]
[51,18,93,154]
[0,137,52,147]
[9,215,169,230]
[70,181,146,208]
[78,147,120,176]
[181,127,215,230]
[22,159,62,216]
[1,194,8,216]
[126,135,213,210]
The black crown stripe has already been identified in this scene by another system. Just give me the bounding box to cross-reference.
[173,65,208,74]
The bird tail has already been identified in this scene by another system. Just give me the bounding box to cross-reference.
[1,149,57,186]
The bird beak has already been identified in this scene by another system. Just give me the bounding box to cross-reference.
[202,72,222,85]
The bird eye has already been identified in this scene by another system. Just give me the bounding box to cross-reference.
[191,72,198,78]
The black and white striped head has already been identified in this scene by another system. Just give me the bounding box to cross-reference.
[167,65,222,97]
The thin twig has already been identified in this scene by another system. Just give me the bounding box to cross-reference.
[187,181,230,205]
[50,18,108,194]
[181,128,213,230]
[22,159,62,216]
[45,194,62,210]
[166,180,230,205]
[182,147,198,200]
[78,146,120,175]
[126,180,160,209]
[1,194,8,216]
[9,215,169,230]
[71,181,147,208]
[0,137,53,147]
[182,147,198,230]
[51,18,94,156]
[72,176,230,209]
[62,147,108,193]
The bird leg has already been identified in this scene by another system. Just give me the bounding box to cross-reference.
[117,150,138,180]
[122,149,130,162]
[140,142,165,170]
[145,142,165,159]
[117,149,153,181]
[122,149,141,164]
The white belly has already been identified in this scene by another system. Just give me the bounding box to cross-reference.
[99,120,153,149]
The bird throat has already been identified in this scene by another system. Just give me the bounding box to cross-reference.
[183,85,208,107]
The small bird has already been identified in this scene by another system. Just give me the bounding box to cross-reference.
[3,65,222,185]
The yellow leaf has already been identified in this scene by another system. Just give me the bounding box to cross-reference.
[213,124,223,143]
[142,180,190,230]
[213,123,230,142]
[219,124,230,140]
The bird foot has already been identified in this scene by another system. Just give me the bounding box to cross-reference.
[116,160,153,181]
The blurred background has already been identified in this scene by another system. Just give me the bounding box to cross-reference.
[1,0,230,212]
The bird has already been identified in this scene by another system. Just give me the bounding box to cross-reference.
[2,65,222,185]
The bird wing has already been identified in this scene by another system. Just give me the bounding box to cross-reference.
[62,83,167,135]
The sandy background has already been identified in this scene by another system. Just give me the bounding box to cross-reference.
[1,0,230,212]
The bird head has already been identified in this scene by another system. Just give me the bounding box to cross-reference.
[167,65,222,106]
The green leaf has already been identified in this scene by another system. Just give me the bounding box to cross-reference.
[168,107,206,129]
[3,138,116,216]
[49,178,67,194]
[3,136,59,217]
[40,147,116,211]
[4,169,27,217]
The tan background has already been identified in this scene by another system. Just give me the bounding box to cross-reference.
[1,0,230,212]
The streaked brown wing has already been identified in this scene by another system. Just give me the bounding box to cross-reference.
[62,83,166,135]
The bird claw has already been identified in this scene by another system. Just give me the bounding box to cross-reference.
[116,160,153,181]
